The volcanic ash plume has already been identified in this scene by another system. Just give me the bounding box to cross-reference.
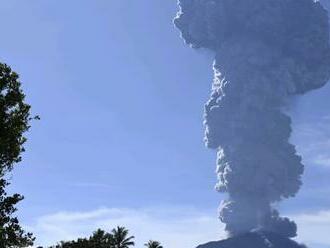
[175,0,330,238]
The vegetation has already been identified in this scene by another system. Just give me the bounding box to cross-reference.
[144,240,163,248]
[110,226,135,248]
[0,63,37,247]
[44,227,162,248]
[46,229,113,248]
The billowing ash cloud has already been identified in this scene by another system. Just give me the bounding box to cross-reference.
[175,0,330,238]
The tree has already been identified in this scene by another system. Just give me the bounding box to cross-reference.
[110,226,134,248]
[89,229,113,248]
[47,227,135,248]
[0,63,37,247]
[144,240,163,248]
[48,229,114,248]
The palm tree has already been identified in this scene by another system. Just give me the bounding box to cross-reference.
[111,226,135,248]
[144,240,163,248]
[90,228,113,248]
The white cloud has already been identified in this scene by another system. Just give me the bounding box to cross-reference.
[314,156,330,167]
[292,210,330,247]
[28,206,225,248]
[28,207,330,248]
[292,117,330,167]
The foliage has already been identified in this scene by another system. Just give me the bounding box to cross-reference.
[0,63,38,172]
[0,179,34,248]
[48,227,135,248]
[0,63,37,247]
[46,227,166,248]
[110,226,134,248]
[144,240,163,248]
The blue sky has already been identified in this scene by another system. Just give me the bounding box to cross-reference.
[0,1,329,247]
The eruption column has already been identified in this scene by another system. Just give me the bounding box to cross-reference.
[175,0,330,238]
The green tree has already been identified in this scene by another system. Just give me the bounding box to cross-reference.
[47,227,135,248]
[110,226,134,248]
[0,63,37,247]
[144,240,163,248]
[49,229,114,248]
[89,229,113,248]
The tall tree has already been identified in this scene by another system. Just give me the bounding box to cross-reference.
[89,229,113,248]
[111,226,134,248]
[48,228,114,248]
[0,63,37,247]
[144,240,163,248]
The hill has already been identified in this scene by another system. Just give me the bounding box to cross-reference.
[197,232,307,248]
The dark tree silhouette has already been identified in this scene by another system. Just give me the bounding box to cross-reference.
[89,229,113,248]
[47,227,165,248]
[48,229,114,248]
[0,63,37,247]
[144,240,163,248]
[111,226,135,248]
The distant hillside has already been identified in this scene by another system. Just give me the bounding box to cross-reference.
[196,232,307,248]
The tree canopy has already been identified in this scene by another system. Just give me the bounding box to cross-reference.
[144,240,163,248]
[47,227,135,248]
[45,227,163,248]
[0,63,37,247]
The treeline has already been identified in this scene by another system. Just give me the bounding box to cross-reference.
[36,227,163,248]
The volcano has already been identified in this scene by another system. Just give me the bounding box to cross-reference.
[197,231,307,248]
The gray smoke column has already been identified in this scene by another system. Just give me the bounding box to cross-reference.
[175,0,330,238]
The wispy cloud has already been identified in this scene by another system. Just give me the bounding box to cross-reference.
[292,114,330,167]
[314,156,330,167]
[69,182,115,190]
[293,210,330,247]
[28,206,225,248]
[27,206,330,248]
